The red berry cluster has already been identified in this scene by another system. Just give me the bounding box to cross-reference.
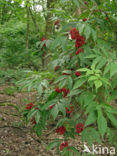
[55,87,62,93]
[70,28,85,55]
[55,87,70,97]
[70,28,79,40]
[26,103,34,110]
[66,104,73,114]
[25,103,38,110]
[76,123,85,133]
[60,141,68,151]
[25,103,39,126]
[56,126,66,135]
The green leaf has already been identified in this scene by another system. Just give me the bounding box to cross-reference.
[94,80,102,90]
[41,80,49,88]
[73,0,80,7]
[79,0,85,5]
[94,0,101,5]
[56,118,67,127]
[27,82,33,92]
[72,113,80,120]
[69,146,79,154]
[97,110,107,138]
[84,25,91,40]
[110,62,117,77]
[48,91,58,101]
[78,68,89,72]
[82,127,101,146]
[51,37,64,49]
[101,47,109,57]
[51,104,59,120]
[35,124,42,136]
[84,54,96,59]
[35,111,40,124]
[96,59,107,69]
[102,103,117,115]
[86,70,94,76]
[46,141,58,150]
[67,89,83,96]
[88,76,98,81]
[67,76,73,90]
[42,99,57,110]
[104,63,110,75]
[54,75,66,84]
[85,111,97,126]
[58,103,66,116]
[59,79,67,88]
[106,112,117,127]
[73,77,87,89]
[85,102,97,114]
[91,56,102,70]
[27,108,36,120]
[62,70,72,75]
[91,29,97,42]
[101,78,110,86]
[37,84,43,95]
[78,23,85,34]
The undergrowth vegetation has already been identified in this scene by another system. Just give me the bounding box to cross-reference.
[0,0,117,155]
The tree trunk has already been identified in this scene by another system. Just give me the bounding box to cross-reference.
[26,5,30,51]
[42,0,55,69]
[29,7,39,36]
[45,0,55,37]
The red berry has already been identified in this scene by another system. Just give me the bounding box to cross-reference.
[76,48,83,55]
[83,18,87,22]
[35,107,39,110]
[31,117,36,125]
[70,28,79,40]
[26,103,34,110]
[76,123,85,133]
[70,28,85,48]
[56,126,66,135]
[49,105,55,109]
[66,104,73,114]
[75,36,85,48]
[60,142,68,151]
[55,88,62,93]
[75,71,81,77]
[55,66,60,72]
[61,88,70,97]
[84,1,88,5]
[61,88,67,92]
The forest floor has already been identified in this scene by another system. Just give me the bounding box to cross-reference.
[0,84,116,156]
[0,84,84,156]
